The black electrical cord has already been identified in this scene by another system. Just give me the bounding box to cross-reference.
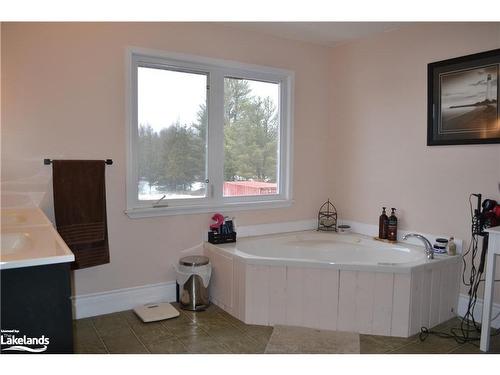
[419,323,500,347]
[419,194,500,346]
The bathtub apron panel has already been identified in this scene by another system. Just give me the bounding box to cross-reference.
[205,231,461,337]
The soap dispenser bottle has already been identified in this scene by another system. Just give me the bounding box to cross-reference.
[447,237,457,256]
[379,207,389,239]
[387,208,398,242]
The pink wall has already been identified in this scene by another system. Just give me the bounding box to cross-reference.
[328,22,500,300]
[2,22,500,305]
[1,23,331,295]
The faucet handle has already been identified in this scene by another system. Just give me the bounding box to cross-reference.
[402,233,434,259]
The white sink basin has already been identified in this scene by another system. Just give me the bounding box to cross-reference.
[1,213,27,225]
[1,207,74,269]
[1,224,74,269]
[1,232,31,255]
[1,208,52,228]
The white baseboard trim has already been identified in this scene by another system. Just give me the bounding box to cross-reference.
[72,281,177,319]
[457,293,500,328]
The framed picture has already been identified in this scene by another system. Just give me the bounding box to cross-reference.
[427,48,500,146]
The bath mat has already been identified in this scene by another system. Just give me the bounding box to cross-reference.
[265,325,360,354]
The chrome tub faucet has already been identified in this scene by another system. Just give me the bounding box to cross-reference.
[402,233,434,260]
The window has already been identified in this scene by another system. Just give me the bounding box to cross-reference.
[137,67,208,201]
[126,49,293,217]
[223,78,280,198]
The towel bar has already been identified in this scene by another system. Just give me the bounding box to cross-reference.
[44,159,113,165]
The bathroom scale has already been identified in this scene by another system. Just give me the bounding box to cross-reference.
[133,302,180,323]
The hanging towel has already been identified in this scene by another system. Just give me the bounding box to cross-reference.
[52,160,110,270]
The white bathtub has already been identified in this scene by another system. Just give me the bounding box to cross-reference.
[229,231,431,271]
[205,230,461,337]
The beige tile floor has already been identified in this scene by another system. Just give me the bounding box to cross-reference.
[73,303,500,354]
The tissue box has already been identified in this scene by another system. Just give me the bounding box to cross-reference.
[208,231,237,244]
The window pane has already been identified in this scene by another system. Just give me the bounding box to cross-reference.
[223,78,280,197]
[137,67,208,201]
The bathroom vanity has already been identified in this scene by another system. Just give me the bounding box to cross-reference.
[1,208,75,354]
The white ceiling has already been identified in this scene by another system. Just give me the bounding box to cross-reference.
[223,22,408,47]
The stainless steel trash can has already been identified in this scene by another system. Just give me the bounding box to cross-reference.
[178,256,211,311]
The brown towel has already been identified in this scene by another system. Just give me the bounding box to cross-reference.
[52,160,110,270]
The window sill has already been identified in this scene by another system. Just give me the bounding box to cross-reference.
[124,199,294,219]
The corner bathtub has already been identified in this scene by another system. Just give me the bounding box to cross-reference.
[204,231,461,337]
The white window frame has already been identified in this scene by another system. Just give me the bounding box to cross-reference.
[125,47,294,218]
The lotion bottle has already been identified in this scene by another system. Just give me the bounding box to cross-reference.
[379,207,389,239]
[448,237,457,256]
[387,208,398,242]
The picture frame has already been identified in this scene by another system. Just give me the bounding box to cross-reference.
[427,48,500,146]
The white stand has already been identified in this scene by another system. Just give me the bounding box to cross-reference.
[480,225,500,352]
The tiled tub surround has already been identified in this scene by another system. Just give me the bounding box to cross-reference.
[205,231,461,338]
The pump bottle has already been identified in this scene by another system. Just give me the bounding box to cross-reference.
[379,207,389,239]
[387,208,398,242]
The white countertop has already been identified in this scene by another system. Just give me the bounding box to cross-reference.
[1,207,53,227]
[1,207,74,270]
[486,225,500,236]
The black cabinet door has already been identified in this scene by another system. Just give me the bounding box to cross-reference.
[1,263,73,354]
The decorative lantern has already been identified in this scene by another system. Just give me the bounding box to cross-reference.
[317,199,337,232]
